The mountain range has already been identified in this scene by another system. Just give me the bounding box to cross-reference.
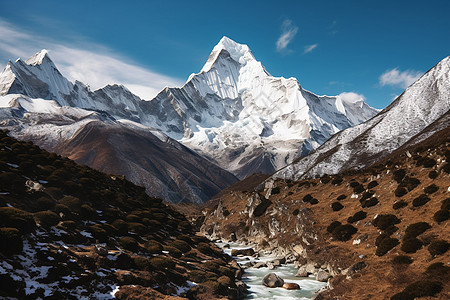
[0,37,378,202]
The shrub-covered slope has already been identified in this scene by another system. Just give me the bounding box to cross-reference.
[201,129,450,299]
[0,130,243,299]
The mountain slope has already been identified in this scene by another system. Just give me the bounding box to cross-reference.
[269,56,450,182]
[147,37,379,178]
[0,39,378,180]
[200,124,450,299]
[0,94,237,203]
[0,130,244,299]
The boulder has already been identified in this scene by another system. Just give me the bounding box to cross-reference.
[252,262,267,269]
[282,282,300,290]
[316,270,331,282]
[267,262,275,270]
[262,273,284,288]
[348,261,367,275]
[95,245,108,256]
[231,248,255,257]
[295,266,308,277]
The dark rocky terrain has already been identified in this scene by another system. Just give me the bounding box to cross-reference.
[201,128,450,299]
[0,130,244,299]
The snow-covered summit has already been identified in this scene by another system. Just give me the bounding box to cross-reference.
[270,55,450,182]
[25,49,50,66]
[200,36,256,73]
[0,40,379,179]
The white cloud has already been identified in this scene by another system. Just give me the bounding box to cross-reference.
[379,68,422,89]
[0,19,183,99]
[276,19,298,52]
[304,44,318,54]
[338,92,366,104]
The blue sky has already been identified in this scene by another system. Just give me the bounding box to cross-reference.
[0,0,449,108]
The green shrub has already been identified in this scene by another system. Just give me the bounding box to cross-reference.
[111,219,127,235]
[424,262,449,278]
[412,194,430,207]
[309,198,319,205]
[197,242,212,255]
[367,181,379,189]
[373,214,401,231]
[36,197,55,210]
[433,210,449,223]
[428,170,438,179]
[393,201,408,210]
[164,246,182,258]
[442,162,450,174]
[391,280,443,299]
[331,202,344,211]
[169,240,191,253]
[271,187,281,195]
[128,222,147,235]
[404,222,430,239]
[347,211,367,223]
[327,221,341,233]
[88,224,108,242]
[384,225,399,235]
[149,256,175,270]
[441,198,450,210]
[119,237,139,252]
[394,187,408,197]
[125,214,140,223]
[392,255,413,265]
[331,177,343,185]
[376,237,399,256]
[361,197,379,208]
[331,224,357,241]
[44,187,64,200]
[59,196,81,211]
[349,181,361,188]
[353,184,365,194]
[393,169,406,183]
[253,198,272,217]
[401,238,423,253]
[292,209,299,216]
[133,256,150,270]
[403,177,421,191]
[0,207,36,233]
[80,204,96,219]
[428,240,449,256]
[176,234,194,245]
[60,220,76,230]
[0,227,23,255]
[302,194,313,203]
[145,240,163,254]
[423,184,438,194]
[336,194,347,201]
[34,211,60,228]
[422,158,436,168]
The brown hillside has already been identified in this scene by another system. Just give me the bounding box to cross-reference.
[201,132,450,299]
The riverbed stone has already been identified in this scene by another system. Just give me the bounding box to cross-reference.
[262,273,284,288]
[282,282,300,290]
[253,262,267,269]
[231,248,255,257]
[295,266,308,277]
[316,270,331,282]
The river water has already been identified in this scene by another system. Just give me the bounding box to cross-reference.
[217,243,326,299]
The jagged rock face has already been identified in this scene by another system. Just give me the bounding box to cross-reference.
[149,37,379,178]
[270,56,450,182]
[0,38,378,180]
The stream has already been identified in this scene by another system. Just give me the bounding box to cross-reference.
[217,243,327,299]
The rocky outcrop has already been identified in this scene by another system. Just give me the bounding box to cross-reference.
[262,273,284,288]
[283,283,300,290]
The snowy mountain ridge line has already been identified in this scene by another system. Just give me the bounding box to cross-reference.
[269,55,450,182]
[0,36,379,179]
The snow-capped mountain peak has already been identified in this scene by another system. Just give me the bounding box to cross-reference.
[25,49,50,66]
[201,36,256,73]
